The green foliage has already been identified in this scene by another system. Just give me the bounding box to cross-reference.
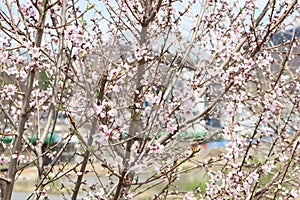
[37,70,50,89]
[183,178,207,192]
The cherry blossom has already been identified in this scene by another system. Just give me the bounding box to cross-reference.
[183,191,197,200]
[0,154,8,165]
[0,0,299,199]
[1,84,17,100]
[149,143,164,154]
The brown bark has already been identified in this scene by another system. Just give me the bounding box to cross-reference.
[4,2,48,199]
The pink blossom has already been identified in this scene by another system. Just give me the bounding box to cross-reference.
[246,170,259,184]
[95,105,105,118]
[261,161,274,174]
[112,85,120,92]
[125,193,133,199]
[86,188,107,200]
[183,191,196,200]
[130,141,139,154]
[0,154,8,165]
[40,186,50,199]
[291,188,299,198]
[65,24,87,46]
[11,154,18,159]
[149,143,164,154]
[114,155,123,168]
[20,2,37,18]
[1,84,17,100]
[0,51,9,60]
[29,47,40,59]
[46,151,57,161]
[278,153,287,162]
[4,66,18,76]
[100,125,109,136]
[166,119,177,133]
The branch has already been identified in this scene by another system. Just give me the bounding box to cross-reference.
[159,81,234,145]
[219,0,275,70]
[0,177,11,183]
[4,0,48,198]
[143,0,163,26]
